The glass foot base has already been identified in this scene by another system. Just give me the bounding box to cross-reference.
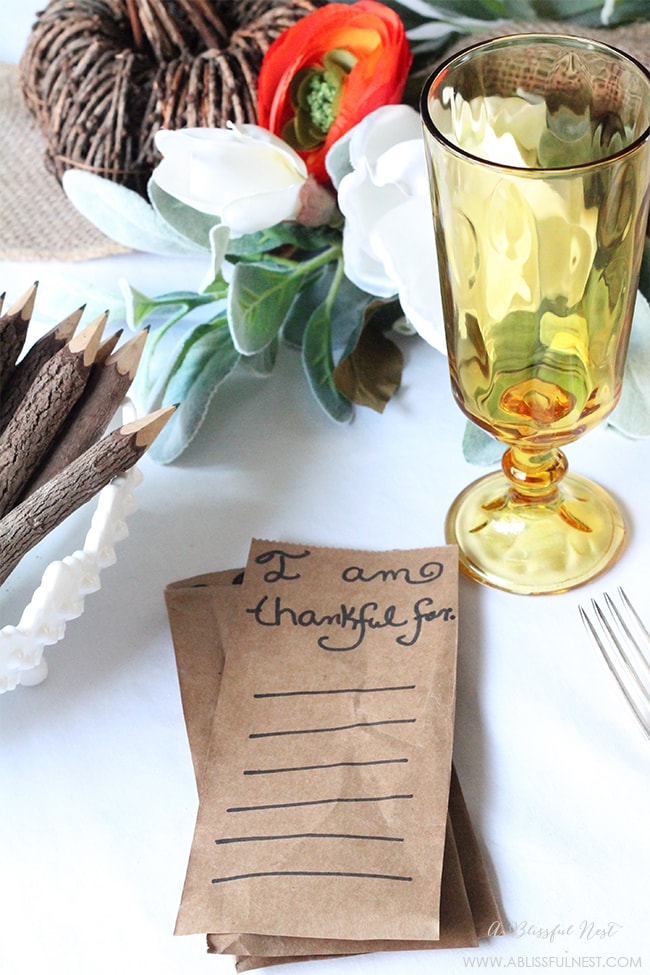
[445,471,626,595]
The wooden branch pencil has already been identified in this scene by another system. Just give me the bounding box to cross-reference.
[24,329,147,495]
[0,283,37,388]
[0,306,83,435]
[0,313,106,517]
[0,407,175,587]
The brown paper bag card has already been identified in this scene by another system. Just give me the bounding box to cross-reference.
[165,541,501,965]
[201,769,500,968]
[174,540,459,943]
[207,806,475,963]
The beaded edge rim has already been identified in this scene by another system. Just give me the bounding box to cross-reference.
[0,400,142,693]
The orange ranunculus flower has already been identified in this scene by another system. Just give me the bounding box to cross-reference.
[257,0,412,184]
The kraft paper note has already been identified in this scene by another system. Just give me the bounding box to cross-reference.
[165,540,501,968]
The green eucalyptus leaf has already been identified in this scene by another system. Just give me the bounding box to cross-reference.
[462,421,502,466]
[224,230,279,259]
[281,265,376,357]
[200,225,231,295]
[62,170,206,255]
[265,223,340,252]
[281,264,333,349]
[608,291,650,439]
[325,129,354,189]
[239,338,279,376]
[228,261,303,354]
[302,304,353,423]
[121,281,215,323]
[225,221,339,259]
[147,318,241,464]
[148,179,218,249]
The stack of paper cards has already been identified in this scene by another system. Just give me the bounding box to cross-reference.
[165,539,501,970]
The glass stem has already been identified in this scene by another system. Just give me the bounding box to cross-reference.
[501,445,568,504]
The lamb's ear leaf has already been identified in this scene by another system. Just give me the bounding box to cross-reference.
[462,421,501,466]
[143,318,241,464]
[609,291,650,439]
[148,178,220,249]
[62,170,206,255]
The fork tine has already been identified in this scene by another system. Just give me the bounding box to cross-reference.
[579,594,650,742]
[618,587,650,654]
[603,589,650,688]
[596,597,650,694]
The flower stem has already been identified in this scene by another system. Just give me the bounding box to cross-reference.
[324,251,345,316]
[271,242,342,275]
[293,243,342,277]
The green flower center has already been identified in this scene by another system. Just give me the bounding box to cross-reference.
[305,76,338,133]
[283,49,357,151]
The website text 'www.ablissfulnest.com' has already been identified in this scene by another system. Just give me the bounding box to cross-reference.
[463,957,643,970]
[463,920,643,969]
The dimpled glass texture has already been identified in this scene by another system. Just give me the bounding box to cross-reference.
[421,34,650,594]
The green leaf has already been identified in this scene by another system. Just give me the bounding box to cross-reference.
[147,318,241,464]
[225,221,340,259]
[462,421,503,465]
[119,280,218,330]
[239,338,279,376]
[227,261,303,354]
[302,303,353,422]
[608,291,650,439]
[148,179,218,249]
[325,128,354,189]
[529,0,647,25]
[281,264,333,348]
[62,170,207,255]
[200,225,231,295]
[283,264,379,356]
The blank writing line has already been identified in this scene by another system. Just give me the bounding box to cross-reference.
[227,793,413,813]
[215,832,404,845]
[249,718,416,739]
[212,870,412,884]
[253,685,416,699]
[244,757,408,776]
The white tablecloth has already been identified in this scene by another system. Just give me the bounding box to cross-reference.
[2,9,649,975]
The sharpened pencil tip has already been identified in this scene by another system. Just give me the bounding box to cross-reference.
[121,405,176,447]
[107,328,148,377]
[67,312,108,364]
[6,282,38,321]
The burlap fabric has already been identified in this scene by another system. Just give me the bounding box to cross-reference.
[0,62,130,261]
[422,18,650,73]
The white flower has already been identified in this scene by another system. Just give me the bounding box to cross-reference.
[327,105,445,353]
[152,125,309,237]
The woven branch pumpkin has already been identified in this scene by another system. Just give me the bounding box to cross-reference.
[19,0,321,195]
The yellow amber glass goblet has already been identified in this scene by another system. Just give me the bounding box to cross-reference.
[421,34,650,595]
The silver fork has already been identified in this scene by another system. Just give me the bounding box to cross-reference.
[579,588,650,741]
